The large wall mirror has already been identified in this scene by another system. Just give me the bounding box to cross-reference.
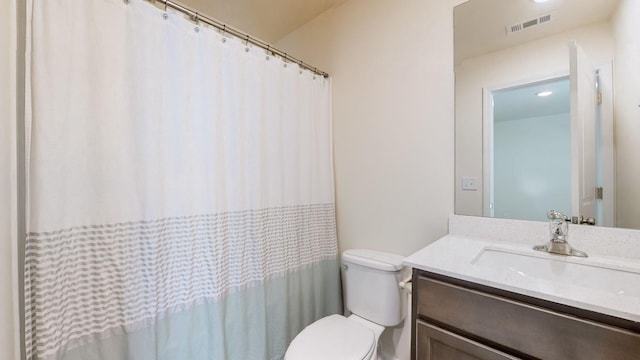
[454,0,640,229]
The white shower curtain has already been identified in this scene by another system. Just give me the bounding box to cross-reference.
[24,0,342,359]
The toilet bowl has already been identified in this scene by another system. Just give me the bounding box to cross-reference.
[285,314,384,360]
[284,249,407,360]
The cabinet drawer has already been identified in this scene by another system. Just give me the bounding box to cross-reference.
[417,276,640,360]
[417,320,519,360]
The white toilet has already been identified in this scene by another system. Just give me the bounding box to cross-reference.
[285,249,408,360]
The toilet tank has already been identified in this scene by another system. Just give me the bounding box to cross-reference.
[342,249,408,327]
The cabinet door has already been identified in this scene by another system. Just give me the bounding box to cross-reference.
[416,276,640,359]
[416,320,519,360]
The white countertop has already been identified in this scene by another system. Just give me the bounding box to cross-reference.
[404,224,640,324]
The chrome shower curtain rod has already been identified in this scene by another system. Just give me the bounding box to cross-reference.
[150,0,329,78]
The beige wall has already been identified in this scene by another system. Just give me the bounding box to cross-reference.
[276,1,456,359]
[455,22,614,216]
[1,0,19,358]
[612,0,640,229]
[276,0,455,256]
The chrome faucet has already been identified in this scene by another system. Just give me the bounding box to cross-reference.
[533,210,588,257]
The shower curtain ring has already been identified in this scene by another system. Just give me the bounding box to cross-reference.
[162,0,169,19]
[220,25,228,42]
[193,12,200,32]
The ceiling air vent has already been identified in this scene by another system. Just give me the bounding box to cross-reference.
[506,12,553,35]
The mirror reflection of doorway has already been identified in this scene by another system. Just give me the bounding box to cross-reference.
[485,63,614,225]
[490,77,572,222]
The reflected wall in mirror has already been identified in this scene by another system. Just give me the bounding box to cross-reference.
[490,77,571,222]
[454,0,640,229]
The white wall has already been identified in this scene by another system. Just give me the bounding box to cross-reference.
[276,0,455,256]
[612,0,640,229]
[1,0,19,358]
[494,113,571,222]
[455,21,614,216]
[276,1,457,359]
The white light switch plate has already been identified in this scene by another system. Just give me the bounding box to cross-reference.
[462,177,478,191]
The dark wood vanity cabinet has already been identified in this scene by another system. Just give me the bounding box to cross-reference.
[416,320,518,360]
[411,270,640,360]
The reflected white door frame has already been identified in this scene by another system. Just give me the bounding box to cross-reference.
[597,62,616,227]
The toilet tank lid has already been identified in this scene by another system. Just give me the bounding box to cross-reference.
[342,249,405,271]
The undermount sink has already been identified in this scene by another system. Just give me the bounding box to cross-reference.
[471,248,640,298]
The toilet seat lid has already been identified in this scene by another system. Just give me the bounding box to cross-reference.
[286,314,375,360]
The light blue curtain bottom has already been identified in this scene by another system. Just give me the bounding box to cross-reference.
[56,258,342,360]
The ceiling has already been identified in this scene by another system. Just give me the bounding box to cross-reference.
[455,0,620,64]
[179,0,347,43]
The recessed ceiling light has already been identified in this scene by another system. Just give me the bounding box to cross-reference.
[532,0,550,3]
[537,91,553,97]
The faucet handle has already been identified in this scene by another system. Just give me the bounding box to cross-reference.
[548,210,569,241]
[547,210,569,221]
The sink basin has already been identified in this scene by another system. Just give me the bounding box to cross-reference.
[472,248,640,298]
